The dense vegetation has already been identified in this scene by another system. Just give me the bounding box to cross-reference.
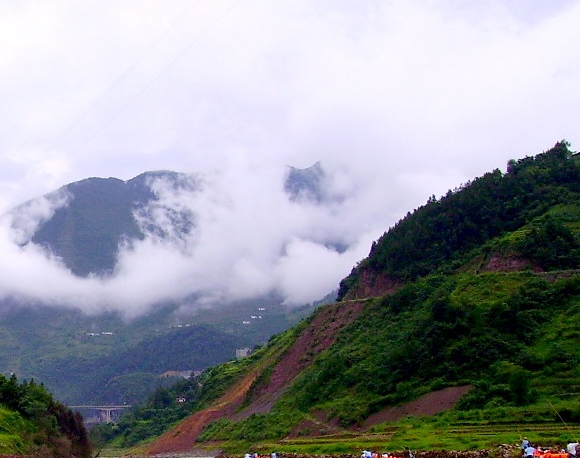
[0,373,91,457]
[338,141,580,297]
[100,142,580,453]
[288,272,580,425]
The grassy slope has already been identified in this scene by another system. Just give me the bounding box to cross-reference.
[0,407,31,454]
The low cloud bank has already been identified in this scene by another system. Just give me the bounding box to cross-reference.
[0,1,578,316]
[0,162,381,316]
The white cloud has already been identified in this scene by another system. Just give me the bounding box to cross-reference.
[0,0,578,314]
[5,190,70,244]
[275,237,371,305]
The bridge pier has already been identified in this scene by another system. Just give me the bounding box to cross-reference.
[68,405,132,424]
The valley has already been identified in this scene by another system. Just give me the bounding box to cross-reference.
[0,297,316,405]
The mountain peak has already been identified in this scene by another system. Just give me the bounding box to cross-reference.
[284,161,325,203]
[17,171,196,277]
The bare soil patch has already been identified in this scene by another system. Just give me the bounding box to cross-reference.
[344,269,403,300]
[145,371,258,455]
[481,254,541,273]
[363,385,472,427]
[233,301,366,419]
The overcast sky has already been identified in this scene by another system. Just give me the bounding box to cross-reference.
[0,0,579,315]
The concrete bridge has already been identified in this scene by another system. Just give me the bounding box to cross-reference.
[68,405,132,423]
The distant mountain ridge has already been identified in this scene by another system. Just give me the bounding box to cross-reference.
[285,161,325,202]
[17,171,197,276]
[10,165,326,277]
[0,165,328,405]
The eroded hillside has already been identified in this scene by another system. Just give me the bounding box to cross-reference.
[145,300,365,454]
[106,143,580,454]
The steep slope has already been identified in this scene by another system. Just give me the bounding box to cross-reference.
[144,300,364,453]
[146,370,258,454]
[231,300,365,419]
[105,142,580,452]
[338,141,580,299]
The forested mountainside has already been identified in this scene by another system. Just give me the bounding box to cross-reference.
[96,142,580,453]
[0,374,91,457]
[338,141,580,299]
[33,323,253,405]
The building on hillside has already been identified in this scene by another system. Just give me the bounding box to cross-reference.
[159,370,198,379]
[236,348,251,359]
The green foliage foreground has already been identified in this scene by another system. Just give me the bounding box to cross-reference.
[0,373,91,457]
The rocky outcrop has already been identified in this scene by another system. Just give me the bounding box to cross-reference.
[342,268,403,300]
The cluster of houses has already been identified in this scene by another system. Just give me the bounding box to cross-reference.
[242,307,266,325]
[159,370,202,379]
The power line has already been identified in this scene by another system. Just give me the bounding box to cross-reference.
[47,0,205,154]
[66,0,242,157]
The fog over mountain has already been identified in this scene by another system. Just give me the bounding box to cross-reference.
[0,163,373,316]
[1,1,579,317]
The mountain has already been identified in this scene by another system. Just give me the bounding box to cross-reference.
[17,171,196,276]
[0,165,329,406]
[101,142,580,452]
[284,162,325,203]
[14,166,326,277]
[338,141,580,299]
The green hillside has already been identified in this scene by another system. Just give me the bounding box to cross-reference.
[98,142,580,453]
[0,374,91,457]
[338,141,579,297]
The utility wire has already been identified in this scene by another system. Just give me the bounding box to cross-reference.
[46,0,204,154]
[68,0,242,157]
[548,400,579,442]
